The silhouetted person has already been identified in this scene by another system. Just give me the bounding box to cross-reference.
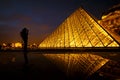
[20,28,29,65]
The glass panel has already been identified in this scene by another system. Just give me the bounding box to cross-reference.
[39,7,119,48]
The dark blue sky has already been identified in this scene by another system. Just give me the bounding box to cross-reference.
[0,0,119,44]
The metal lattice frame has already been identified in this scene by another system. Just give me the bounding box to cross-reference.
[39,8,119,48]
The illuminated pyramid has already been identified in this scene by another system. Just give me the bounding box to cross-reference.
[39,7,119,48]
[38,7,120,79]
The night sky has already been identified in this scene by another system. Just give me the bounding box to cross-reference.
[0,0,120,45]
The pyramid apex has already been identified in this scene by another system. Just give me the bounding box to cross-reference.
[39,7,119,48]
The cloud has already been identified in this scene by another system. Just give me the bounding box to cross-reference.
[0,14,32,22]
[0,20,54,44]
[0,24,22,44]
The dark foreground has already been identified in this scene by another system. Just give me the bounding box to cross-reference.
[0,51,120,80]
[0,52,67,80]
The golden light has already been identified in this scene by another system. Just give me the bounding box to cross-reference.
[98,20,101,24]
[43,53,109,77]
[101,15,107,19]
[11,43,15,47]
[14,42,22,48]
[99,10,120,36]
[2,43,6,47]
[39,8,119,48]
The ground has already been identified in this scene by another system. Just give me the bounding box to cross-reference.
[0,52,67,80]
[0,51,120,80]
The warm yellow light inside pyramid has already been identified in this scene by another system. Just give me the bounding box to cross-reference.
[39,8,119,48]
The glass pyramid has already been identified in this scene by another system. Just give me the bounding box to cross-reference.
[43,52,109,78]
[39,8,119,48]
